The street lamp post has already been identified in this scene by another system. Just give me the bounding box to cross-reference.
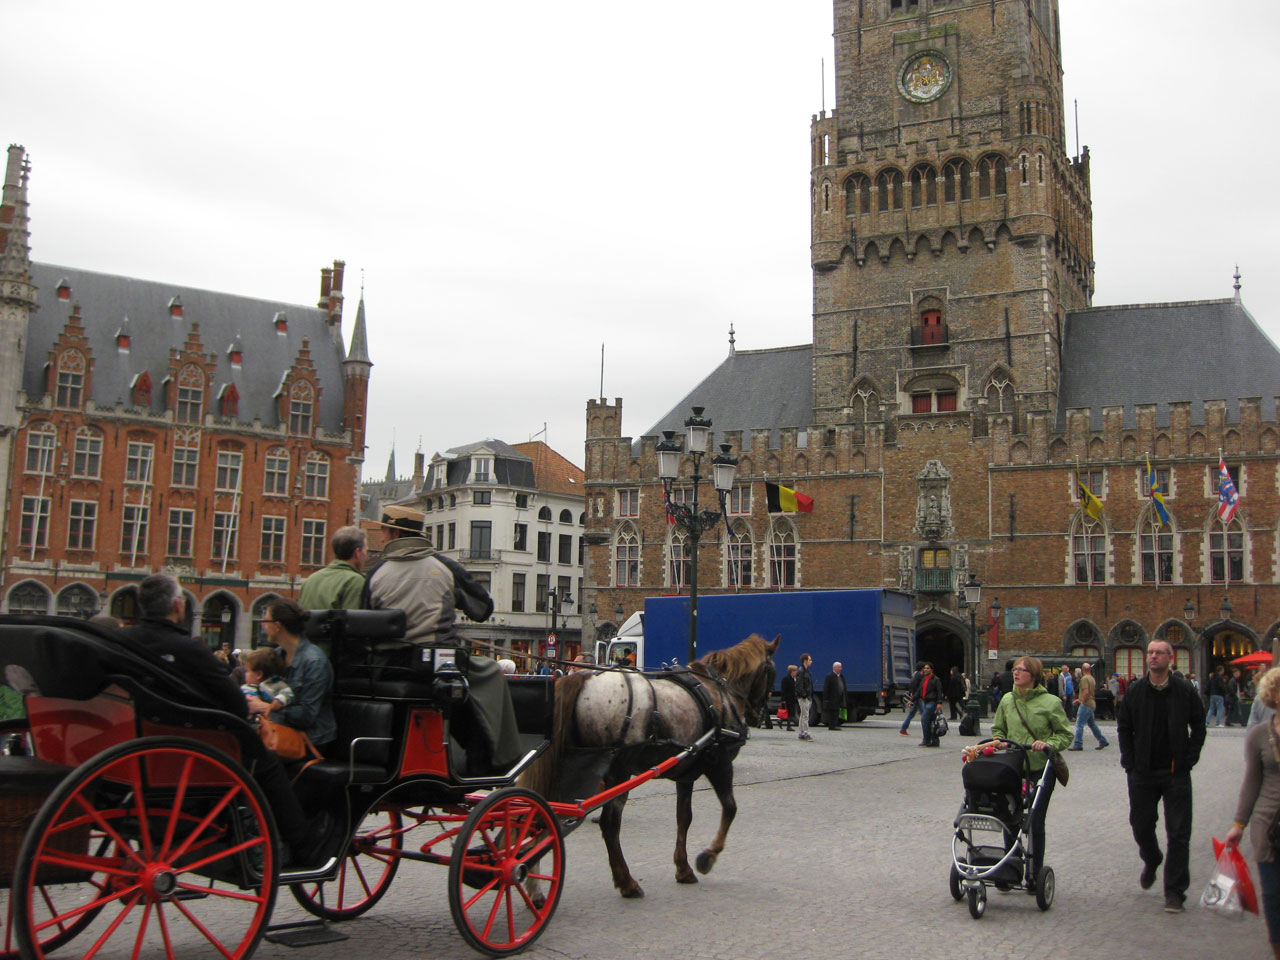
[960,575,982,679]
[547,587,572,666]
[655,407,738,665]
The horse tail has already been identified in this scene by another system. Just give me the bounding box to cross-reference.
[518,670,590,801]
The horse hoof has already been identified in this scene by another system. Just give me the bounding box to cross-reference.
[621,884,645,899]
[677,873,699,884]
[695,852,716,875]
[530,892,546,910]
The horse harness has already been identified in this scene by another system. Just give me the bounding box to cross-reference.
[613,664,749,751]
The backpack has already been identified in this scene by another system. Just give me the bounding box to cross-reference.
[959,713,978,736]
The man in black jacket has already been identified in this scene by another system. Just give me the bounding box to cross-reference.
[795,654,815,741]
[1116,638,1207,914]
[822,662,848,730]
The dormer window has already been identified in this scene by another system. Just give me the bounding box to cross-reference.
[220,383,239,418]
[168,296,183,319]
[55,350,85,409]
[132,371,152,408]
[274,311,288,334]
[288,380,313,435]
[176,365,204,423]
[473,458,491,483]
[57,278,71,300]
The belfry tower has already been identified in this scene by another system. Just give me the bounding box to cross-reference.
[810,0,1092,429]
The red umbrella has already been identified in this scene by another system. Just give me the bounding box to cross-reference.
[1229,651,1273,668]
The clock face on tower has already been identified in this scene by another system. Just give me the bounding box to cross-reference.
[899,52,951,103]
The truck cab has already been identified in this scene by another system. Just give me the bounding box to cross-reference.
[597,611,643,668]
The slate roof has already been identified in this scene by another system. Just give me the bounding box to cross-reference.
[639,345,814,452]
[27,263,351,431]
[436,440,537,489]
[1058,298,1280,431]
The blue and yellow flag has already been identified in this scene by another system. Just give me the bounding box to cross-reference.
[1145,455,1171,527]
[1076,469,1104,521]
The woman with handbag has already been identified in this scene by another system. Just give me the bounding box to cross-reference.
[248,599,336,750]
[780,664,798,732]
[987,656,1073,887]
[1225,667,1280,958]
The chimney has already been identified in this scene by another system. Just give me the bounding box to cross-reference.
[413,450,425,491]
[319,266,333,307]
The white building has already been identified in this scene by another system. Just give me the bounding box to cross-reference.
[412,439,584,669]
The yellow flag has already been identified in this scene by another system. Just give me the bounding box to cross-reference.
[1076,470,1104,521]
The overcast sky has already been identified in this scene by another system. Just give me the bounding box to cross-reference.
[6,1,1276,472]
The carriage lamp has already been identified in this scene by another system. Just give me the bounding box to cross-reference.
[656,408,738,665]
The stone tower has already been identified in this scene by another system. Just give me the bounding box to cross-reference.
[810,0,1092,431]
[0,145,36,564]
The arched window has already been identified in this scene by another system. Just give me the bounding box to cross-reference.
[977,156,1008,198]
[538,506,552,522]
[846,174,871,215]
[1072,516,1106,585]
[1139,511,1174,584]
[56,349,86,408]
[614,525,640,587]
[822,181,830,212]
[768,523,797,588]
[559,509,573,524]
[669,532,690,591]
[919,309,945,345]
[289,380,314,436]
[7,581,50,615]
[985,377,1011,412]
[876,169,904,212]
[726,522,753,588]
[1113,646,1144,680]
[942,159,971,202]
[1210,518,1245,583]
[176,364,204,423]
[56,583,98,619]
[909,165,937,207]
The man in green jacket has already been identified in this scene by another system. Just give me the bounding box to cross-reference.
[299,525,367,611]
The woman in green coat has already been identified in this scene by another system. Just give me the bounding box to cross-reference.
[986,656,1073,884]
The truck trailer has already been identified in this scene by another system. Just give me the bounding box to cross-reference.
[599,590,917,720]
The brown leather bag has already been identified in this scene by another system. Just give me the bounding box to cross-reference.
[1012,696,1068,787]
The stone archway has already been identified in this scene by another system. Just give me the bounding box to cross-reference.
[199,592,237,649]
[915,608,971,682]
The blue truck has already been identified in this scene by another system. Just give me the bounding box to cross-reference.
[600,590,917,720]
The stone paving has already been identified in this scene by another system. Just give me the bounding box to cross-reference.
[8,715,1265,959]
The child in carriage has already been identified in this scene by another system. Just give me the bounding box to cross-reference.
[240,647,295,712]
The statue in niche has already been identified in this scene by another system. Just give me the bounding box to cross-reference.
[915,460,953,541]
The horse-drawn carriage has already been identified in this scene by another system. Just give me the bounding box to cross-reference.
[0,612,776,959]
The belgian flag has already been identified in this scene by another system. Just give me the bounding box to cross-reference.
[765,482,814,514]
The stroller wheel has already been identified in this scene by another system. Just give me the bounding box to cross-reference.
[967,884,987,919]
[949,863,963,902]
[1035,866,1055,911]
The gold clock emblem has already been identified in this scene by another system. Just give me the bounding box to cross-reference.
[900,52,951,103]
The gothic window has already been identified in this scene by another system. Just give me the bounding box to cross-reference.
[25,423,56,475]
[1020,154,1029,184]
[942,159,971,202]
[1139,513,1174,584]
[877,169,904,212]
[846,174,871,215]
[1210,518,1245,583]
[977,155,1007,198]
[289,380,314,436]
[56,583,97,619]
[768,523,797,588]
[850,385,878,422]
[910,165,937,207]
[176,365,204,423]
[7,581,50,615]
[668,532,690,590]
[1037,154,1045,184]
[822,182,830,212]
[1072,516,1106,585]
[985,377,1012,412]
[727,522,753,588]
[614,524,640,587]
[55,349,85,408]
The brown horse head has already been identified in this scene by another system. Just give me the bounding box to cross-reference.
[696,633,780,727]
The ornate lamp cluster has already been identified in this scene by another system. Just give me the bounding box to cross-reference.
[654,407,738,664]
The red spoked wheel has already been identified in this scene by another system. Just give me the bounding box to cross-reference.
[13,737,278,960]
[3,831,114,959]
[290,805,404,920]
[447,787,564,957]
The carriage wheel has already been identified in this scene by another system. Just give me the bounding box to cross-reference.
[2,832,117,959]
[967,883,987,919]
[447,787,564,957]
[291,806,404,920]
[13,737,277,960]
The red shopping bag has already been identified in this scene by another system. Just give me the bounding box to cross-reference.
[1205,837,1259,916]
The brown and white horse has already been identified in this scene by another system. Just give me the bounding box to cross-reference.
[520,633,779,898]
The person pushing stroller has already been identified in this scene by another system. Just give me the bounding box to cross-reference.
[965,656,1072,888]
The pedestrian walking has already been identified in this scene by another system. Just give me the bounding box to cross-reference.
[780,664,798,732]
[1067,661,1109,751]
[822,661,847,730]
[947,665,966,720]
[913,663,943,747]
[1117,638,1207,914]
[899,661,924,736]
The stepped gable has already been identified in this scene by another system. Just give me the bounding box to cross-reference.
[27,263,347,430]
[1058,298,1280,431]
[638,344,813,452]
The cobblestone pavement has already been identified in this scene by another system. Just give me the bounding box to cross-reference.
[13,717,1265,959]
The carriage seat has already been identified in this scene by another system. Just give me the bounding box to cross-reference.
[298,697,396,785]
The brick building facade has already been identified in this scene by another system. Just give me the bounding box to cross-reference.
[0,145,371,649]
[581,0,1280,684]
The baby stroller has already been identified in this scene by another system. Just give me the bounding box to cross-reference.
[949,737,1056,918]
